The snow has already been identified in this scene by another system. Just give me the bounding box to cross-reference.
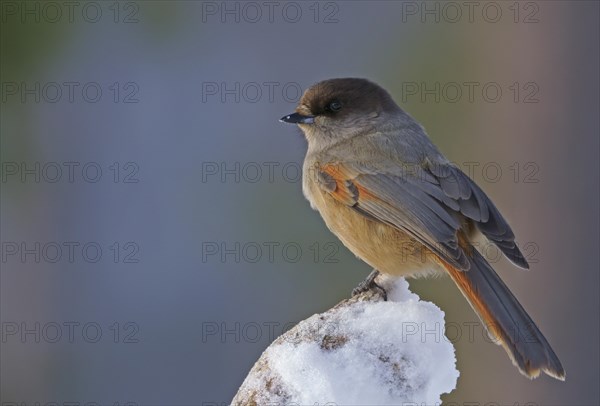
[232,276,459,406]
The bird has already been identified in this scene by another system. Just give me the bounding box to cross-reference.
[279,77,565,381]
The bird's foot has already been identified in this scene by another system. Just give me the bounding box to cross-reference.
[352,269,387,301]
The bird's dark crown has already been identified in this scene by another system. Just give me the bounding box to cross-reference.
[296,78,398,119]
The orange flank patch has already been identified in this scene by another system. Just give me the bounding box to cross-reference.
[320,163,388,206]
[440,260,503,343]
[319,163,357,205]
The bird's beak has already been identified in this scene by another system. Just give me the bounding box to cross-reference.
[279,112,315,124]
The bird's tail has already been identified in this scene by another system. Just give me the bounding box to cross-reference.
[441,249,565,380]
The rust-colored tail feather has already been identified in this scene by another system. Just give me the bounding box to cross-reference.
[442,249,565,380]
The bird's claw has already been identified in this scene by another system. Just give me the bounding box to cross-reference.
[352,269,387,301]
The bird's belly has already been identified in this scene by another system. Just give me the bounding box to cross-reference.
[308,188,442,277]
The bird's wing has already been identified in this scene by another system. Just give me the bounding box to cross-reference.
[317,160,528,270]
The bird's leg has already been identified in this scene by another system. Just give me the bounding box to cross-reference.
[352,269,387,301]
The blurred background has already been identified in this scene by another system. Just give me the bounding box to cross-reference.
[1,1,598,405]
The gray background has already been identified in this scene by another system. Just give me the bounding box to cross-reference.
[1,1,599,405]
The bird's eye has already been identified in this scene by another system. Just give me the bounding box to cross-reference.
[327,101,342,112]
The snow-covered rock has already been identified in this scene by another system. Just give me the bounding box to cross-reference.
[232,276,459,405]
